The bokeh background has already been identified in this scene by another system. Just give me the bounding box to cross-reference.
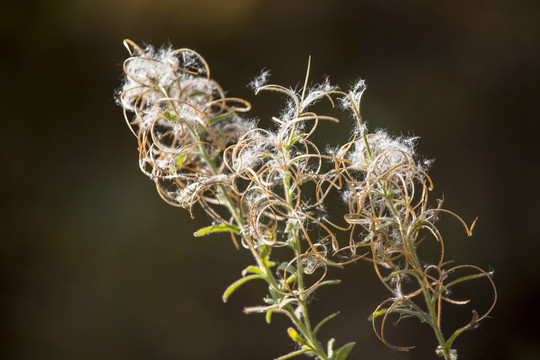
[2,0,539,359]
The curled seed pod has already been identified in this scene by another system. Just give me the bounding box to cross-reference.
[118,40,252,215]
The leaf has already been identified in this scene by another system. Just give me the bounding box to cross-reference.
[268,286,279,301]
[304,280,341,298]
[163,111,178,120]
[285,134,305,149]
[331,342,355,360]
[284,218,297,233]
[275,349,310,360]
[286,274,297,284]
[258,153,278,159]
[368,307,428,323]
[175,154,186,169]
[368,309,387,321]
[444,310,479,353]
[433,273,487,300]
[277,262,297,275]
[287,328,311,348]
[222,274,264,303]
[265,309,273,324]
[189,91,209,97]
[313,312,340,336]
[194,224,241,237]
[241,265,265,277]
[209,111,234,124]
[277,297,300,310]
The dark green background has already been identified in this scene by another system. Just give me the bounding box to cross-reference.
[2,0,539,359]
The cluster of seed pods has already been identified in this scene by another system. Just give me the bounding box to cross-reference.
[119,41,496,359]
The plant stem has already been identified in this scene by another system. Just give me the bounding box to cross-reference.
[194,116,329,359]
[406,238,451,360]
[382,185,452,360]
[281,172,329,360]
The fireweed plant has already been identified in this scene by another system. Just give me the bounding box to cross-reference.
[117,40,496,360]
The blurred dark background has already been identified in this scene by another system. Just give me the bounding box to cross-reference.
[2,0,539,359]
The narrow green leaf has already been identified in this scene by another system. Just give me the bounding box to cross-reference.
[175,154,186,169]
[241,265,265,277]
[368,307,428,323]
[313,312,340,336]
[194,224,241,237]
[209,111,234,124]
[222,274,264,302]
[331,342,355,360]
[445,310,479,352]
[433,273,487,300]
[259,153,278,159]
[277,297,300,309]
[163,111,178,120]
[285,134,304,149]
[284,218,297,233]
[277,262,297,275]
[286,274,297,284]
[265,309,273,324]
[275,349,310,360]
[368,309,388,321]
[304,280,341,298]
[268,286,279,301]
[447,273,487,288]
[287,328,311,348]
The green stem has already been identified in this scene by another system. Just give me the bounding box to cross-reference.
[194,114,328,359]
[281,172,329,360]
[406,240,451,360]
[380,183,451,360]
